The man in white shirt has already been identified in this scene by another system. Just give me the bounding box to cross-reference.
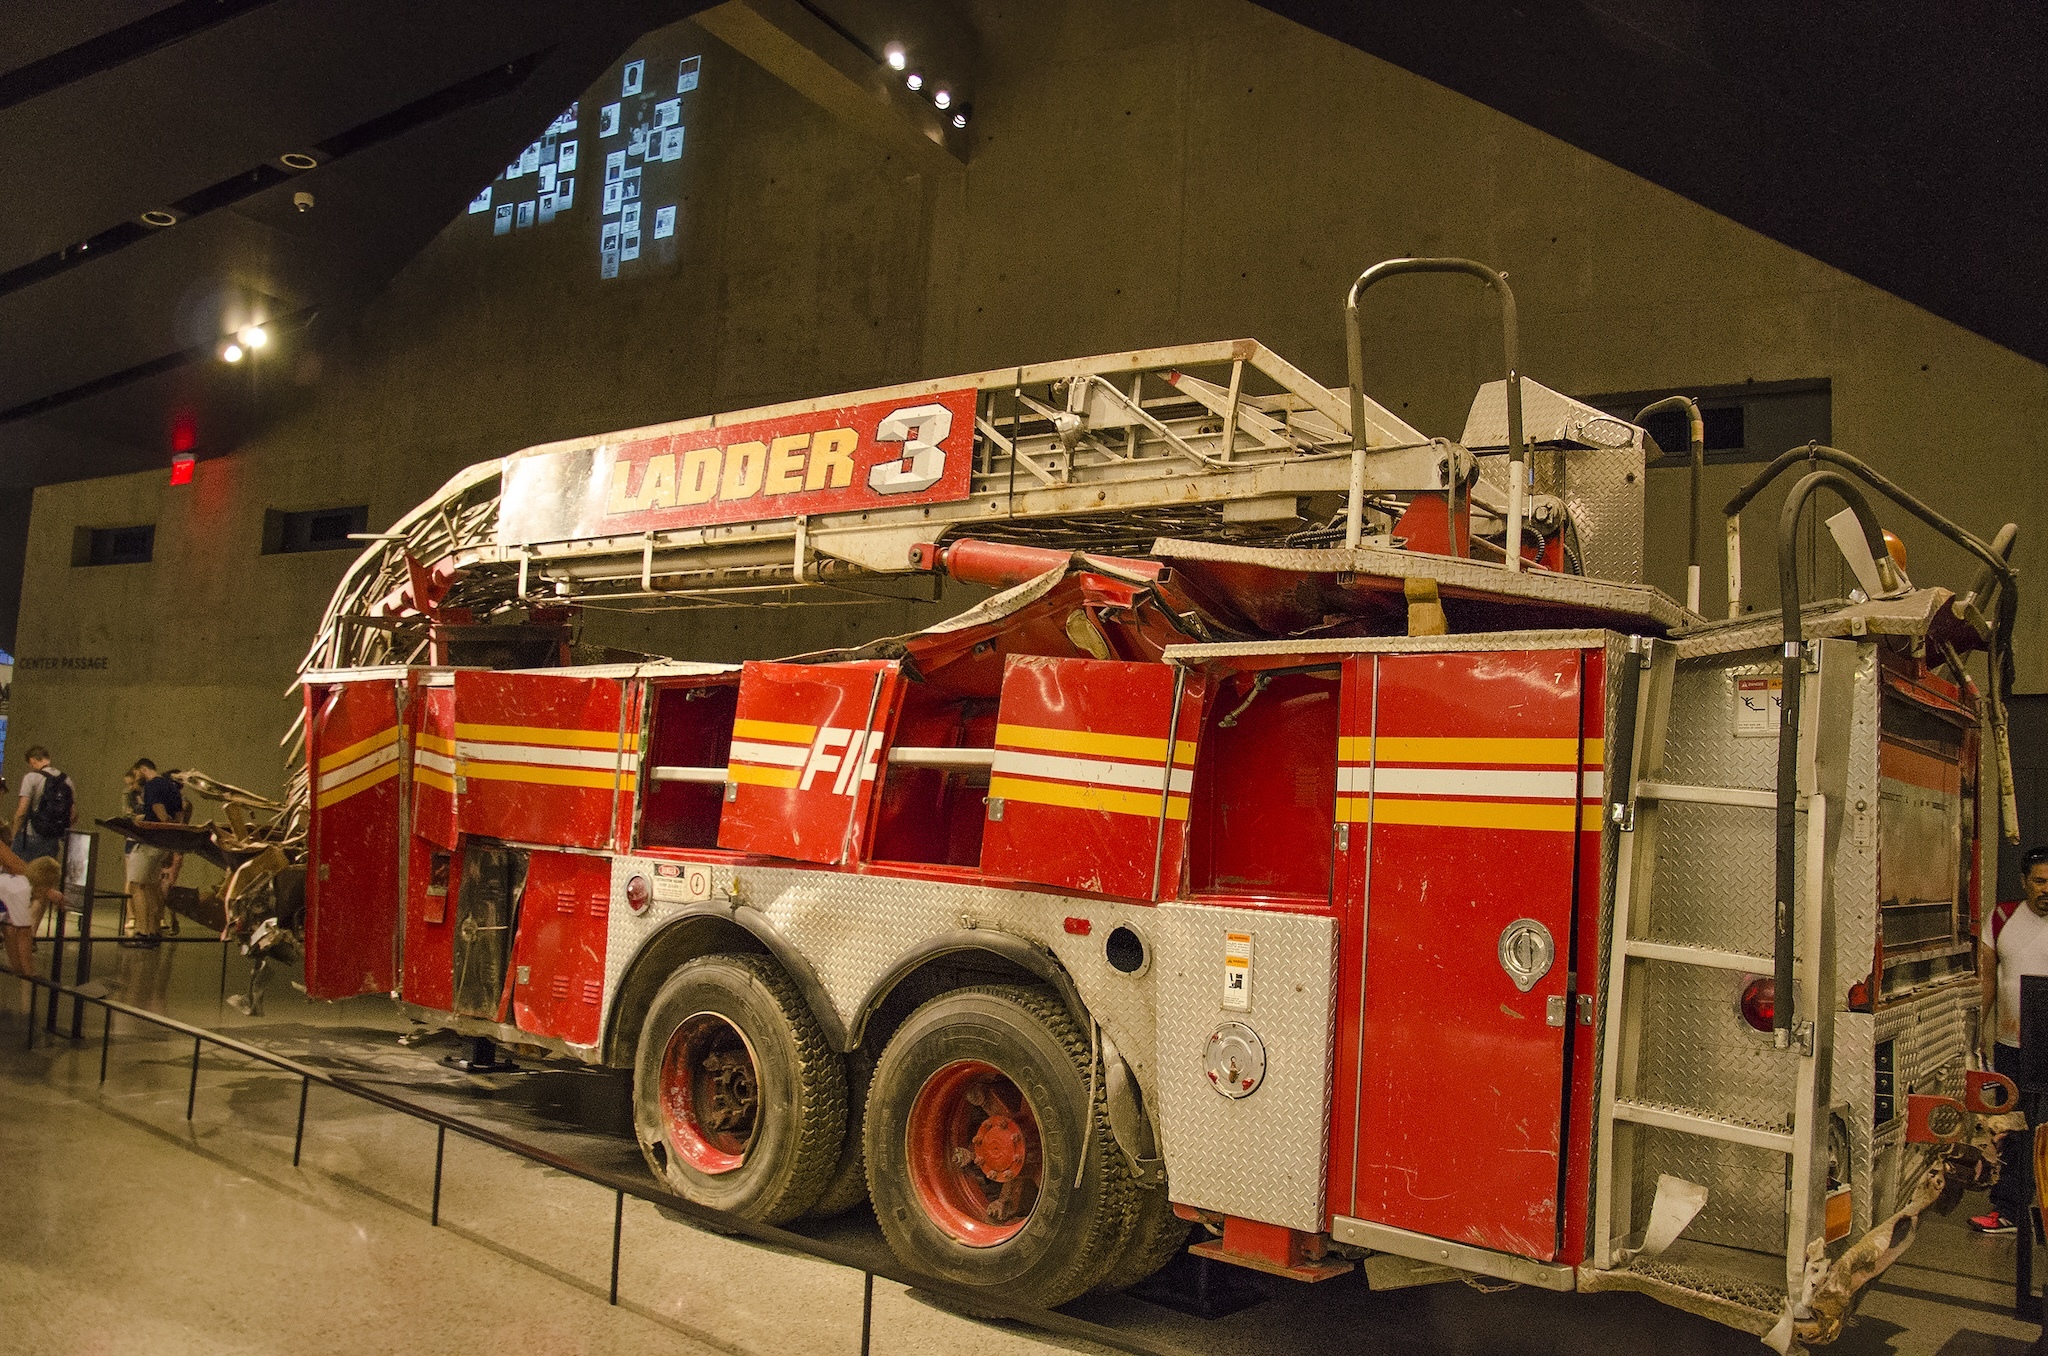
[1972,846,2048,1233]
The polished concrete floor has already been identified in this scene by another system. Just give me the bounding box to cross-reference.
[2,930,2044,1355]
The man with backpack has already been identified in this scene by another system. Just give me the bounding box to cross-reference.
[121,758,184,947]
[13,746,74,918]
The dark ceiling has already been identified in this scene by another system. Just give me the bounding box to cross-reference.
[0,0,2041,647]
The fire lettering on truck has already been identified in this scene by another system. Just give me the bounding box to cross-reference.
[726,719,881,795]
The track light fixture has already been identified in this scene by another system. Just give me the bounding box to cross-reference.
[884,43,906,70]
[221,341,244,363]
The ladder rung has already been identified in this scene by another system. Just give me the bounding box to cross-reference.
[1625,939,1781,974]
[1635,780,1776,810]
[1612,1099,1793,1153]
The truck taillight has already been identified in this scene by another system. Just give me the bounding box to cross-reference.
[625,875,651,914]
[1739,977,1775,1033]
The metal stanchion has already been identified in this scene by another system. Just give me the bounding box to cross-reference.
[56,831,99,1038]
[294,1076,310,1166]
[99,1005,111,1083]
[610,1190,624,1304]
[2018,976,2048,1324]
[860,1271,874,1356]
[431,1126,446,1226]
[43,899,66,1035]
[186,1034,202,1119]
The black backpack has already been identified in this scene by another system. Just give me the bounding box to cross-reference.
[29,769,74,839]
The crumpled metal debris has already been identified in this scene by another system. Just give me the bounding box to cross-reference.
[1770,1109,2023,1351]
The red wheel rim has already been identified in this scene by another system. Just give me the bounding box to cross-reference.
[659,1013,760,1175]
[905,1060,1043,1246]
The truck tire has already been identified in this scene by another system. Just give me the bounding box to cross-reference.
[864,985,1135,1308]
[1094,1185,1191,1292]
[806,1054,871,1219]
[633,953,845,1225]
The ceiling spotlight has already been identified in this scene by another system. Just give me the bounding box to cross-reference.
[905,71,923,91]
[140,209,178,228]
[951,106,971,129]
[279,151,320,171]
[933,88,952,109]
[221,341,245,363]
[239,324,269,349]
[884,43,906,70]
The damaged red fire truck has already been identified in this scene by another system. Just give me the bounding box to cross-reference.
[275,261,2021,1348]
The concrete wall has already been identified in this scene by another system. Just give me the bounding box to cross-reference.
[13,0,2046,839]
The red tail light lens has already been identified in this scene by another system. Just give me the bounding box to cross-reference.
[624,874,651,914]
[1739,976,1776,1032]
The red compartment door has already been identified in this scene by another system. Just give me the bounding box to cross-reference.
[305,677,405,999]
[1339,648,1591,1260]
[509,850,613,1045]
[719,660,899,864]
[453,671,636,850]
[981,656,1203,902]
[411,680,458,850]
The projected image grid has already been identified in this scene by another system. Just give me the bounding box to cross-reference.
[466,49,701,281]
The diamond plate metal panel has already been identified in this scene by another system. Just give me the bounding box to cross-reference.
[1475,445,1645,585]
[1631,1126,1788,1252]
[1636,961,1798,1131]
[1832,651,1882,1016]
[599,861,1163,1096]
[1660,654,1783,791]
[1644,804,1804,952]
[740,867,1163,1090]
[1832,1010,1876,1240]
[1461,373,1647,584]
[1154,903,1338,1232]
[603,855,738,1010]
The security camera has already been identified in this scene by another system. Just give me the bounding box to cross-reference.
[293,191,315,213]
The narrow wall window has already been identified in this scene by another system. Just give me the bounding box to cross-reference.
[1584,379,1830,468]
[263,505,369,555]
[71,524,154,566]
[1581,380,1831,613]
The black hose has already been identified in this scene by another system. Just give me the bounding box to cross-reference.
[1725,443,2014,602]
[1635,397,1704,603]
[1729,449,2021,839]
[1772,470,1888,1037]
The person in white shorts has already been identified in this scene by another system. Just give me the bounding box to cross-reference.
[2,855,65,999]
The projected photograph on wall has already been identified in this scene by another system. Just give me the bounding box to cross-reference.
[464,30,702,283]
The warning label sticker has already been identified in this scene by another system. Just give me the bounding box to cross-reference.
[651,862,713,903]
[1734,676,1782,738]
[1221,931,1254,1012]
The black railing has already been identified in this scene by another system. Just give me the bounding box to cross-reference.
[7,967,1182,1356]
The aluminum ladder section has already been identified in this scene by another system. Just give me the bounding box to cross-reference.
[1592,636,1850,1304]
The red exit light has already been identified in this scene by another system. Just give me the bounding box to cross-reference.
[170,452,195,485]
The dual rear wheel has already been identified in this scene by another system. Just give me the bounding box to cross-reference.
[632,962,1184,1305]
